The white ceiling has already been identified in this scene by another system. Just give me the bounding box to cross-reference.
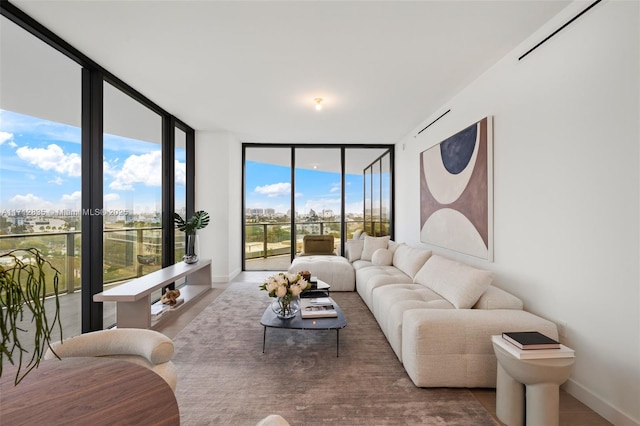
[8,0,571,145]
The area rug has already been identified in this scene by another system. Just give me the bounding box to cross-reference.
[172,282,498,425]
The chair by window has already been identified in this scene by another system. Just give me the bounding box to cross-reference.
[300,235,335,256]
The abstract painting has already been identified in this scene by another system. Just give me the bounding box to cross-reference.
[420,116,493,260]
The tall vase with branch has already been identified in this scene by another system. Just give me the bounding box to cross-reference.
[173,210,210,264]
[0,248,62,385]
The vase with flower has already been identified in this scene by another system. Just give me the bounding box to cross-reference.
[259,272,310,319]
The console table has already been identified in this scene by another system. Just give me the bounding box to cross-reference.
[0,357,179,425]
[94,259,212,329]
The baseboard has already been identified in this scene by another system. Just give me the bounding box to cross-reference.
[564,379,639,426]
[211,267,242,284]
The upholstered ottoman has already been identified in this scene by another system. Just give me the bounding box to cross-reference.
[288,255,355,291]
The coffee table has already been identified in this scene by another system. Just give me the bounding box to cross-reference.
[260,296,347,357]
[300,278,331,298]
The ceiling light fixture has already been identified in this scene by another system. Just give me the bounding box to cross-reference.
[314,98,323,111]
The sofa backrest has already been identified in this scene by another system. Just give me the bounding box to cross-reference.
[473,285,523,310]
[412,254,493,309]
[392,244,432,279]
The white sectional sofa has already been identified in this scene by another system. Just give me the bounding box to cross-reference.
[345,236,559,388]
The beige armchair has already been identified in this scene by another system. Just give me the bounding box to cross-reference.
[44,328,177,392]
[300,234,335,256]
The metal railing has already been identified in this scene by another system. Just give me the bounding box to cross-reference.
[244,220,366,260]
[0,226,173,296]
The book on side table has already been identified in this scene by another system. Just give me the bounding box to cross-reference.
[502,331,561,350]
[300,297,338,318]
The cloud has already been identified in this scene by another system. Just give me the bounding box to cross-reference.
[104,193,120,202]
[0,131,13,145]
[175,160,186,186]
[61,191,81,203]
[330,182,341,193]
[254,182,291,198]
[49,177,64,185]
[8,193,54,210]
[16,144,81,177]
[109,151,162,191]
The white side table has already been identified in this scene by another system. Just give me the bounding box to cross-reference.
[491,335,575,426]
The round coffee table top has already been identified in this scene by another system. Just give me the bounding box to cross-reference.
[0,357,180,425]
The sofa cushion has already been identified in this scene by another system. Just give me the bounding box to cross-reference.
[473,285,523,310]
[355,266,413,310]
[388,241,402,254]
[345,239,364,263]
[413,255,493,309]
[371,248,393,266]
[392,244,432,279]
[351,259,373,270]
[371,284,454,361]
[361,236,391,261]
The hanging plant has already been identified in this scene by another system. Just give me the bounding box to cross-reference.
[0,248,62,385]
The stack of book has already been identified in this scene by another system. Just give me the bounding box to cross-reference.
[502,331,560,350]
[497,331,574,359]
[300,297,338,318]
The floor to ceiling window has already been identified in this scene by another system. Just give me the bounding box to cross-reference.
[1,2,195,333]
[0,15,83,338]
[243,144,393,271]
[174,127,187,262]
[363,150,392,236]
[294,148,342,255]
[345,148,390,239]
[101,82,163,327]
[244,147,292,271]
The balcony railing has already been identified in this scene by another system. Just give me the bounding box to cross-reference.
[0,226,177,296]
[244,220,370,262]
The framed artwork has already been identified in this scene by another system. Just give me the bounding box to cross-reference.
[419,116,493,261]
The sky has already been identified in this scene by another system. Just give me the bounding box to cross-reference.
[0,109,363,220]
[0,109,186,217]
[245,161,363,216]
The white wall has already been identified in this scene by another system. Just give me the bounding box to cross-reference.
[195,130,242,283]
[394,1,639,424]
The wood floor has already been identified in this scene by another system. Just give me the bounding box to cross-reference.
[155,271,612,426]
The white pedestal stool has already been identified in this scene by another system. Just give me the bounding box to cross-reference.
[491,335,575,426]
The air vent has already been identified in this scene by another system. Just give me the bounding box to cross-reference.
[417,109,451,136]
[519,0,602,61]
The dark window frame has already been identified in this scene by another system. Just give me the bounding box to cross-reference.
[1,1,196,331]
[242,143,394,270]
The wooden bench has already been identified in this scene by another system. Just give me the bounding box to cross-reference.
[94,259,212,329]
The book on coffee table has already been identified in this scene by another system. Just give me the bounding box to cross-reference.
[300,297,338,318]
